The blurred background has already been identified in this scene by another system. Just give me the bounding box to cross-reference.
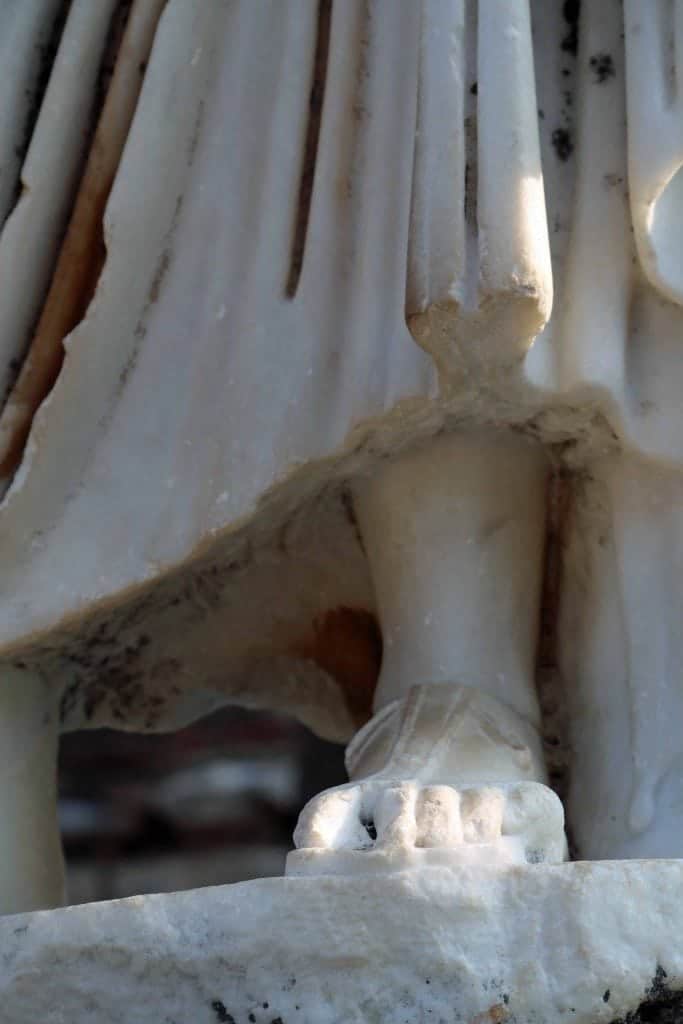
[58,709,347,905]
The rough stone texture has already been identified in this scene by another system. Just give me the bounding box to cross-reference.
[1,861,683,1023]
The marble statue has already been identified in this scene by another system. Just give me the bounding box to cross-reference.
[290,432,568,874]
[0,0,683,942]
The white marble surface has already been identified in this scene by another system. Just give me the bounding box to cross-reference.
[0,861,681,1023]
[0,0,119,406]
[0,0,65,226]
[0,0,679,757]
[1,0,682,744]
[0,669,63,913]
[560,453,683,860]
[290,683,567,874]
[1,0,683,915]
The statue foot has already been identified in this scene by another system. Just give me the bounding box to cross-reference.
[292,777,565,867]
[287,683,568,875]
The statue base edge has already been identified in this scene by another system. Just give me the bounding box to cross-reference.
[0,860,681,1023]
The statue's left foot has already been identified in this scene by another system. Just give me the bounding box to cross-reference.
[287,683,568,875]
[291,777,566,869]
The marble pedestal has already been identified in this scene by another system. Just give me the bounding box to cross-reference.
[1,862,681,1023]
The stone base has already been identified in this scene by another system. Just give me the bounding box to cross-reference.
[1,862,682,1023]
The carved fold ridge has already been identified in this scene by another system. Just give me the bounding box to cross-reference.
[0,0,168,482]
[0,0,121,444]
[0,1,69,230]
[625,0,683,305]
[284,0,332,299]
[407,0,553,370]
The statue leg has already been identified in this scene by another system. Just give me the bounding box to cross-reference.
[288,431,567,874]
[561,453,683,858]
[0,669,64,913]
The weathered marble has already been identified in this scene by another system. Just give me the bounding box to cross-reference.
[1,863,682,1023]
[560,453,683,860]
[288,432,567,875]
[290,682,567,874]
[1,0,683,928]
[2,0,682,750]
